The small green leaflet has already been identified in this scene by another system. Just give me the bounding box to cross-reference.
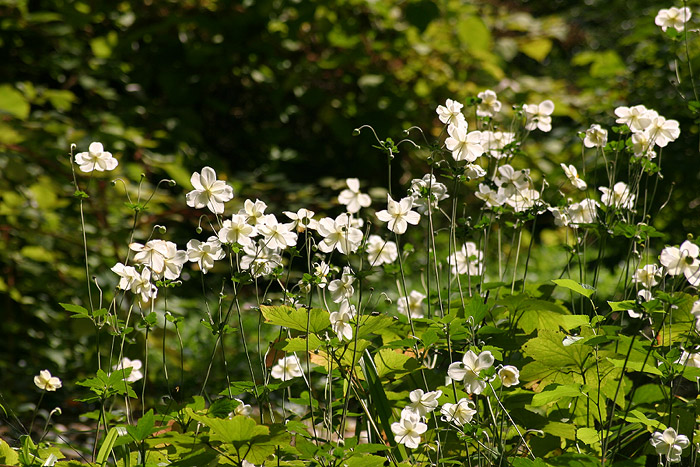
[552,279,595,298]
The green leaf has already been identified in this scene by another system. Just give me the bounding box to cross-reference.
[458,15,492,52]
[374,348,419,378]
[519,37,553,62]
[0,439,19,465]
[552,279,595,298]
[188,411,265,443]
[531,384,584,406]
[608,300,636,312]
[0,84,30,119]
[208,398,237,418]
[260,305,330,333]
[281,334,324,352]
[127,410,157,442]
[576,427,601,446]
[622,409,665,430]
[96,427,121,466]
[518,309,589,334]
[345,454,388,467]
[607,357,662,376]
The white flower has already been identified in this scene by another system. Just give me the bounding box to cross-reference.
[465,164,487,180]
[283,208,318,232]
[240,199,268,226]
[229,399,253,418]
[218,214,256,248]
[632,264,660,289]
[676,350,700,368]
[445,122,484,162]
[316,213,363,255]
[376,195,421,235]
[270,355,304,381]
[583,124,608,148]
[240,240,283,277]
[475,184,506,208]
[568,199,599,225]
[562,335,584,346]
[614,105,653,132]
[366,235,398,266]
[187,236,225,274]
[660,240,700,285]
[111,262,140,291]
[480,131,515,159]
[440,398,476,427]
[549,206,571,227]
[650,428,689,463]
[113,357,143,382]
[397,290,427,319]
[338,178,372,214]
[408,174,449,213]
[328,266,355,303]
[477,90,502,117]
[645,116,680,148]
[34,370,62,391]
[185,167,234,214]
[313,261,331,288]
[75,142,118,172]
[390,409,427,449]
[655,7,692,32]
[257,215,298,249]
[506,188,540,213]
[494,164,530,197]
[631,132,655,158]
[130,240,187,280]
[130,267,158,303]
[498,365,520,387]
[436,98,466,125]
[330,300,356,341]
[638,289,653,302]
[406,389,443,418]
[447,350,494,394]
[449,242,483,276]
[523,100,554,132]
[599,182,635,210]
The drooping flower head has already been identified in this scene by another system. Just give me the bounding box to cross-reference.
[561,164,587,190]
[650,427,689,463]
[330,300,356,342]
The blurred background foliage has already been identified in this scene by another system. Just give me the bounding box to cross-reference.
[1,0,699,421]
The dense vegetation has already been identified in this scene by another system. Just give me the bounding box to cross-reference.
[2,0,700,465]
